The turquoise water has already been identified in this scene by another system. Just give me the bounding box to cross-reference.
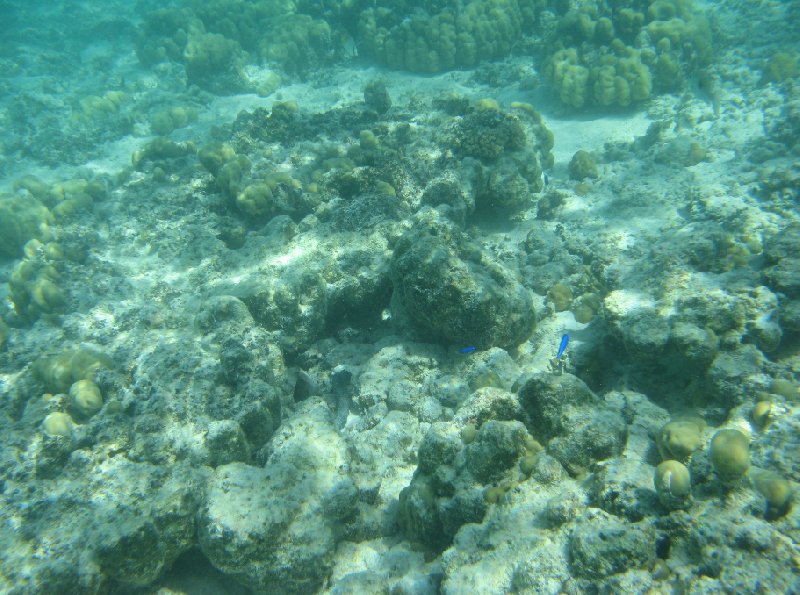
[0,1,798,593]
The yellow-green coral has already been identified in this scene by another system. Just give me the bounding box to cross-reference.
[132,137,194,170]
[654,459,691,509]
[136,1,332,88]
[9,260,65,321]
[0,193,54,259]
[69,379,103,418]
[543,0,711,108]
[34,348,112,394]
[357,0,541,73]
[760,52,798,85]
[568,150,599,181]
[198,141,306,219]
[236,183,274,217]
[78,91,128,120]
[710,428,750,484]
[42,412,75,438]
[150,106,199,135]
[547,283,573,312]
[657,417,705,461]
[751,469,792,515]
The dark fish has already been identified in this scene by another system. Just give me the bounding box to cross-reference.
[459,346,477,354]
[556,334,569,359]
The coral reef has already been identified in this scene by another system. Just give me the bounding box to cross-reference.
[542,0,712,108]
[0,2,798,592]
[356,0,543,73]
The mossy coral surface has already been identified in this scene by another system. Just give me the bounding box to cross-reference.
[357,0,543,73]
[542,0,712,108]
[135,0,334,91]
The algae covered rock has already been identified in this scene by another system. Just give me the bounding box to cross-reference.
[240,266,328,349]
[398,419,532,552]
[391,212,535,349]
[568,150,599,181]
[199,399,350,593]
[451,107,527,162]
[604,292,671,357]
[447,102,554,214]
[517,372,626,473]
[95,518,167,587]
[569,514,655,578]
[0,316,8,350]
[706,344,766,406]
[0,455,204,591]
[205,419,251,467]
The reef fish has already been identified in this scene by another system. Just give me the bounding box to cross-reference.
[459,346,477,353]
[556,334,569,359]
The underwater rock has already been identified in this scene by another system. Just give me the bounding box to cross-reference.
[95,518,167,586]
[363,80,392,114]
[453,387,523,428]
[420,174,474,226]
[568,514,656,578]
[241,269,327,350]
[205,419,250,467]
[473,152,544,213]
[391,212,534,349]
[0,457,203,591]
[465,420,529,484]
[517,373,627,473]
[607,300,671,357]
[199,399,350,593]
[568,150,599,181]
[706,344,767,406]
[398,419,533,552]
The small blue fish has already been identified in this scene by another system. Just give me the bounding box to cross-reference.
[459,346,477,354]
[556,334,569,359]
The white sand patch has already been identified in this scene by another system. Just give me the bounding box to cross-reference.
[547,111,651,171]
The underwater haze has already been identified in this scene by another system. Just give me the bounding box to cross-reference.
[1,0,799,592]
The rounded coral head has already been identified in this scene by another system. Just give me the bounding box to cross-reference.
[654,459,691,509]
[710,429,750,483]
